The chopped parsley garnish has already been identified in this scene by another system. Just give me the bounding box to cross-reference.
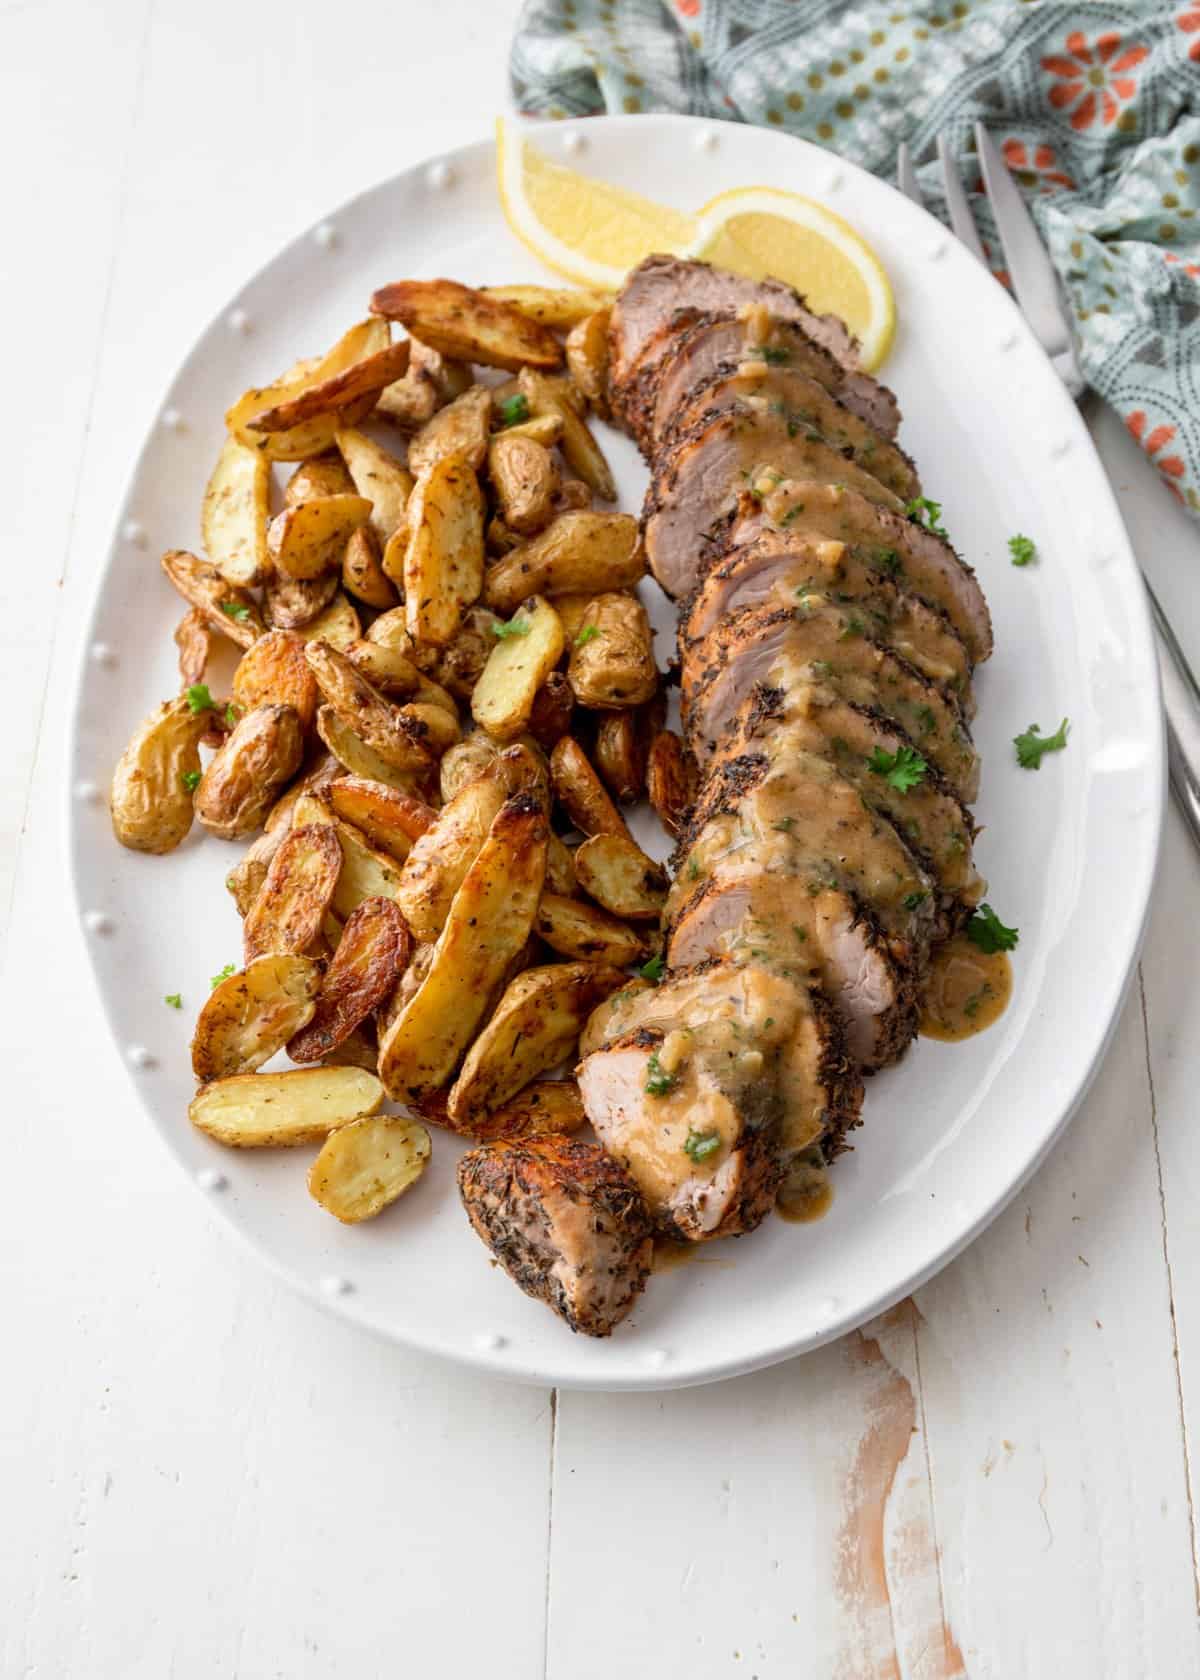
[210,963,236,990]
[492,616,531,639]
[1014,717,1069,770]
[683,1129,722,1162]
[1009,534,1037,567]
[639,953,665,983]
[871,548,901,577]
[224,703,239,727]
[220,601,251,622]
[180,769,201,793]
[792,924,808,943]
[575,624,601,647]
[868,744,927,792]
[838,615,866,640]
[914,705,936,737]
[496,393,530,428]
[966,904,1019,954]
[903,890,928,911]
[810,659,833,678]
[186,683,214,714]
[905,497,947,538]
[772,816,795,833]
[757,344,791,365]
[780,502,806,525]
[688,858,701,880]
[163,993,182,1009]
[644,1051,677,1097]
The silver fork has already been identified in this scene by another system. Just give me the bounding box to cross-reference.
[898,126,1200,851]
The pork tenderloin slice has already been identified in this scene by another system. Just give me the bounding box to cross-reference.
[722,479,993,664]
[644,408,903,600]
[457,1135,653,1337]
[682,532,974,708]
[577,961,862,1238]
[663,878,915,1071]
[681,601,979,801]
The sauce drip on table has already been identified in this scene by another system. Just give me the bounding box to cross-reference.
[919,934,1013,1041]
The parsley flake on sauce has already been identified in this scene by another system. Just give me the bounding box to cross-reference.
[683,1129,722,1163]
[868,744,927,792]
[644,1051,677,1097]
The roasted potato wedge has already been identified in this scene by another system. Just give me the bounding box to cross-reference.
[547,592,601,643]
[546,835,577,898]
[594,710,646,803]
[438,730,501,802]
[396,769,507,941]
[335,427,413,547]
[232,630,319,732]
[487,433,560,535]
[574,833,668,920]
[535,892,646,965]
[326,776,435,861]
[483,512,640,615]
[110,694,210,854]
[285,452,356,505]
[375,337,472,427]
[518,368,615,501]
[161,550,263,648]
[377,793,548,1099]
[292,793,406,920]
[493,373,584,419]
[406,605,501,703]
[287,591,361,650]
[402,454,485,647]
[242,822,343,962]
[567,592,657,708]
[267,494,372,582]
[341,526,399,609]
[565,307,612,420]
[417,1079,585,1142]
[407,385,492,477]
[201,435,270,587]
[247,339,410,434]
[225,826,283,917]
[494,411,564,450]
[449,962,625,1120]
[174,608,213,687]
[481,285,613,328]
[549,736,630,840]
[263,567,339,631]
[191,952,320,1082]
[471,596,565,742]
[346,642,457,716]
[527,671,575,751]
[307,1114,430,1222]
[646,728,697,839]
[305,640,436,771]
[319,1024,380,1072]
[370,278,563,372]
[195,703,305,841]
[189,1065,383,1148]
[226,319,390,461]
[316,705,429,790]
[289,897,411,1063]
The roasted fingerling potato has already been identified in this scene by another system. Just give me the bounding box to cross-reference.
[191,953,321,1082]
[335,426,414,547]
[517,368,615,502]
[225,827,283,917]
[232,630,319,732]
[110,694,211,854]
[574,832,668,921]
[407,385,492,477]
[567,592,658,708]
[565,307,612,420]
[535,892,647,965]
[285,452,356,505]
[396,768,507,942]
[291,792,407,920]
[161,549,263,649]
[174,609,213,687]
[471,596,565,742]
[263,567,340,632]
[375,337,472,428]
[402,454,485,646]
[481,284,614,329]
[341,525,399,610]
[189,1065,384,1149]
[487,433,561,535]
[594,710,647,803]
[549,736,631,841]
[418,1079,586,1143]
[326,776,436,862]
[305,640,436,772]
[527,671,575,751]
[202,436,270,587]
[195,703,305,841]
[288,592,362,650]
[289,896,411,1063]
[226,318,391,462]
[316,705,429,790]
[483,512,641,615]
[267,494,373,582]
[646,728,698,839]
[370,278,564,373]
[245,338,410,433]
[242,822,343,962]
[307,1114,430,1223]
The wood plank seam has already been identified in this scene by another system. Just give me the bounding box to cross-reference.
[543,1387,558,1680]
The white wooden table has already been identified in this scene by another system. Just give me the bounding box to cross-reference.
[5,4,1200,1674]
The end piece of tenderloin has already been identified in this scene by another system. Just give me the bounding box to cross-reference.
[457,1135,653,1337]
[578,961,863,1240]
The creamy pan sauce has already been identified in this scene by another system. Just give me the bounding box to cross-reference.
[919,935,1012,1041]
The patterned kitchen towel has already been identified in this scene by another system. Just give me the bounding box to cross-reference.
[511,0,1200,518]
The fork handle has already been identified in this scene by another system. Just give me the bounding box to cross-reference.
[1146,579,1200,852]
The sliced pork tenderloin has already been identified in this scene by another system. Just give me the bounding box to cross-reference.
[457,1135,653,1337]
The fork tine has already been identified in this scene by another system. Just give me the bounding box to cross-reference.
[936,133,987,266]
[896,141,925,207]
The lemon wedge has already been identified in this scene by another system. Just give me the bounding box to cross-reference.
[496,117,696,290]
[684,186,896,369]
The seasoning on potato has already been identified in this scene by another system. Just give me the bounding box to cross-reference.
[195,703,305,841]
[191,953,321,1082]
[110,694,212,854]
[307,1114,431,1223]
[189,1066,384,1148]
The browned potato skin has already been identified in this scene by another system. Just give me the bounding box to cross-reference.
[247,339,410,432]
[594,711,647,803]
[417,1080,586,1143]
[110,695,210,854]
[370,279,564,372]
[326,776,436,861]
[191,953,321,1082]
[550,737,631,841]
[161,550,263,649]
[646,729,697,839]
[482,285,613,328]
[518,368,615,502]
[263,567,339,631]
[487,434,560,535]
[342,526,399,610]
[346,640,458,715]
[195,703,305,841]
[285,453,356,505]
[535,892,646,965]
[225,827,282,916]
[174,609,212,687]
[243,822,343,961]
[406,605,500,702]
[288,896,411,1063]
[403,453,485,648]
[375,337,472,427]
[565,307,612,420]
[471,596,565,742]
[527,672,575,752]
[305,639,436,771]
[396,768,508,941]
[574,833,668,921]
[267,495,373,582]
[567,593,658,708]
[407,385,492,477]
[316,706,432,791]
[483,512,641,615]
[232,630,319,732]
